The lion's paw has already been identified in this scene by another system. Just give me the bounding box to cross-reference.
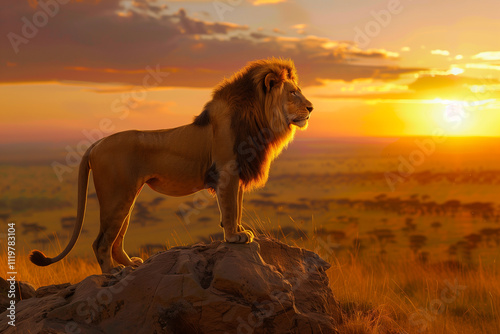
[225,230,254,244]
[130,257,144,267]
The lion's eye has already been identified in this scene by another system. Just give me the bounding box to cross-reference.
[290,91,297,96]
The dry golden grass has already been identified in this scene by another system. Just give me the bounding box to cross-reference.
[253,219,500,334]
[1,228,499,334]
[0,250,99,289]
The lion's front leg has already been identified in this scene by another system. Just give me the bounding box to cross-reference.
[216,172,254,244]
[236,185,247,233]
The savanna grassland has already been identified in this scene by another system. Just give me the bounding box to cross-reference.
[1,137,499,333]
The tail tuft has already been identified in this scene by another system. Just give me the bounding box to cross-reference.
[29,250,53,266]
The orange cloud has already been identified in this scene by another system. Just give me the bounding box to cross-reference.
[252,0,286,5]
[472,51,500,61]
[1,1,417,88]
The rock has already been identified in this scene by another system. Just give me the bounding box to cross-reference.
[0,237,341,333]
[35,283,72,298]
[0,277,36,313]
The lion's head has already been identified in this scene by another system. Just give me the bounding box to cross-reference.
[210,58,313,190]
[258,60,313,131]
[280,81,314,129]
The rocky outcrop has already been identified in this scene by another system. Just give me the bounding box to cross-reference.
[0,277,36,313]
[0,237,341,333]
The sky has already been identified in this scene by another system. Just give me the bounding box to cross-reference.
[1,0,499,143]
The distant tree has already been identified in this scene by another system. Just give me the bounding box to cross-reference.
[258,192,277,199]
[431,221,442,232]
[197,216,212,224]
[22,222,46,238]
[149,197,166,209]
[314,227,328,236]
[409,234,428,256]
[443,199,461,217]
[134,202,161,226]
[402,217,417,233]
[368,229,397,255]
[347,216,359,225]
[33,238,50,247]
[479,228,500,247]
[447,244,458,258]
[418,251,429,264]
[61,216,76,230]
[464,233,482,248]
[455,240,474,263]
[330,230,346,243]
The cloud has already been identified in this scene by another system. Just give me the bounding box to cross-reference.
[1,1,420,88]
[472,51,500,61]
[291,23,307,34]
[250,32,270,39]
[251,0,287,5]
[175,8,248,34]
[430,49,450,56]
[465,63,500,71]
[316,75,500,101]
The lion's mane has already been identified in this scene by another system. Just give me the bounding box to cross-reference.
[205,58,298,191]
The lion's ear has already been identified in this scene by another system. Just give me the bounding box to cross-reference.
[264,73,278,92]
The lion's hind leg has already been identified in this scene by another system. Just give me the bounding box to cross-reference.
[112,212,143,267]
[94,212,128,273]
[93,182,144,273]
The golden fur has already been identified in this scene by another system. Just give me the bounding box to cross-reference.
[30,58,313,273]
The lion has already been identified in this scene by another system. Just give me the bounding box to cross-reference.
[30,58,313,273]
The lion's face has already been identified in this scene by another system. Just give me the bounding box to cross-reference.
[281,81,313,129]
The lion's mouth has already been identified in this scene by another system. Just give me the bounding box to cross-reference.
[291,116,310,128]
[292,115,309,122]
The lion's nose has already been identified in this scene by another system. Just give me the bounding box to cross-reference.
[306,106,313,113]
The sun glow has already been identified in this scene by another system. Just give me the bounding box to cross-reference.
[441,100,470,134]
[436,98,496,136]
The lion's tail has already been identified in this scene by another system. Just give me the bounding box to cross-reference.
[30,143,96,267]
